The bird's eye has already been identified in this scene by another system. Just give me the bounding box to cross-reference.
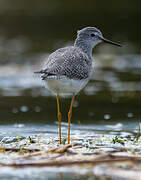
[91,33,95,37]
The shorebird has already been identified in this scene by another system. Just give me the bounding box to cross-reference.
[35,27,121,144]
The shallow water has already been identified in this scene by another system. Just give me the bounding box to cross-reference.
[0,50,141,180]
[0,1,141,179]
[0,122,139,180]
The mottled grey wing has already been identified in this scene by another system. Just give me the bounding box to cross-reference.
[36,47,91,80]
[34,47,67,79]
[61,48,91,79]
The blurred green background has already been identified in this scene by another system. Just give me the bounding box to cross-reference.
[0,0,140,127]
[0,2,140,179]
[0,0,140,56]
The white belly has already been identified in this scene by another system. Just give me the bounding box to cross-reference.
[44,60,94,97]
[44,77,89,96]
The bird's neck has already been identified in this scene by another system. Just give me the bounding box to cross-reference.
[74,37,93,57]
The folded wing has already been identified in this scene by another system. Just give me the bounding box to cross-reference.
[35,46,91,80]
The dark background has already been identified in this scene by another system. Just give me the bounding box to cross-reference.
[0,0,140,56]
[0,0,140,126]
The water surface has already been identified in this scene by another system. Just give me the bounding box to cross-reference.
[0,1,140,179]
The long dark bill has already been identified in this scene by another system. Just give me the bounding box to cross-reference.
[100,37,122,47]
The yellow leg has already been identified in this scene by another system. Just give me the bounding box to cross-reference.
[57,95,62,144]
[68,95,75,144]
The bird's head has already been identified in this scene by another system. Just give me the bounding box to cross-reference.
[77,27,122,48]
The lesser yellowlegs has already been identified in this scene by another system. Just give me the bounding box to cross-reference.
[35,27,121,144]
